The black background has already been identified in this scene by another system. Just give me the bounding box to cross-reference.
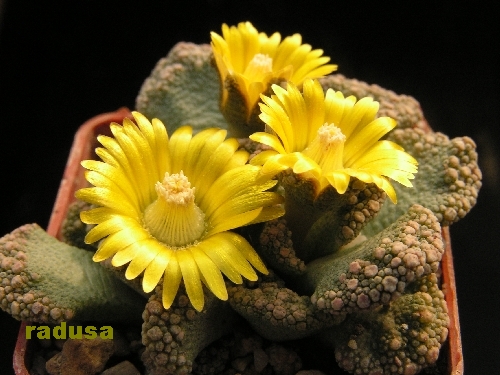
[0,1,498,374]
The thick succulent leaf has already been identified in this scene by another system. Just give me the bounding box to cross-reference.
[227,276,343,341]
[363,127,482,235]
[136,42,227,133]
[141,284,239,375]
[304,204,445,314]
[321,273,449,374]
[0,224,145,324]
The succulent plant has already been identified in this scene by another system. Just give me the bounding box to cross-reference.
[0,22,481,375]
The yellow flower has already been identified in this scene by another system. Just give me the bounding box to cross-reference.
[250,79,418,203]
[76,112,284,311]
[210,21,337,124]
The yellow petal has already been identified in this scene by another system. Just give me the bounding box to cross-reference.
[292,153,320,174]
[272,33,302,68]
[92,237,122,262]
[209,192,282,227]
[223,149,250,171]
[223,232,268,275]
[211,21,334,99]
[200,137,239,174]
[249,132,286,155]
[84,215,138,244]
[185,128,222,178]
[162,258,182,310]
[201,166,260,216]
[111,243,142,267]
[324,90,350,126]
[250,205,285,225]
[94,148,120,169]
[83,170,138,210]
[151,118,171,176]
[343,117,397,165]
[383,183,398,204]
[259,153,299,179]
[294,57,336,83]
[143,246,173,293]
[199,234,257,283]
[325,171,351,194]
[276,82,308,151]
[338,96,379,139]
[81,160,131,191]
[169,126,193,173]
[341,169,398,203]
[206,208,263,236]
[341,96,379,138]
[190,246,227,301]
[99,226,150,263]
[249,149,279,166]
[79,207,116,224]
[125,239,163,280]
[92,223,148,262]
[247,81,268,110]
[192,129,231,182]
[132,111,155,148]
[177,250,204,311]
[352,142,418,171]
[367,175,398,204]
[348,143,418,186]
[124,117,164,192]
[111,123,155,206]
[97,135,135,177]
[76,187,138,220]
[302,79,327,146]
[259,93,294,151]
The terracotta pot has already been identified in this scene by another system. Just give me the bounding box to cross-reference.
[12,108,464,374]
[441,229,464,373]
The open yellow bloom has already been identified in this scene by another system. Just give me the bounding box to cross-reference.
[210,21,337,125]
[76,112,284,311]
[250,79,418,203]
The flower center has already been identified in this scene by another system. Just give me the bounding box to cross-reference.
[303,123,346,172]
[143,171,206,247]
[243,53,273,82]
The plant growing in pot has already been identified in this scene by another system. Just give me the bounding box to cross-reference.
[1,21,480,375]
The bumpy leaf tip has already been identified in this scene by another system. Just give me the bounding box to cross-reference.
[332,273,449,374]
[0,224,145,323]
